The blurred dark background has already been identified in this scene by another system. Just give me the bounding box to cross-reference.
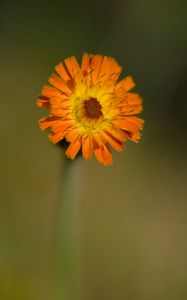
[0,0,187,299]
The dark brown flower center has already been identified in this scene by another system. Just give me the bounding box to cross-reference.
[84,97,102,119]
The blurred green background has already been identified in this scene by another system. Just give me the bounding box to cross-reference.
[1,0,187,299]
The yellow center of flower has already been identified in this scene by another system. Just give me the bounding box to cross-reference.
[84,97,102,119]
[70,84,117,134]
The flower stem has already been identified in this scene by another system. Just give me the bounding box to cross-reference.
[53,157,81,300]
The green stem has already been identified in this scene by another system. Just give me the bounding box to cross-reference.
[53,157,81,300]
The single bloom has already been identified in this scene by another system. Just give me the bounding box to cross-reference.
[37,53,144,166]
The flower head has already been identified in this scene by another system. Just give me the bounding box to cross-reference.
[37,53,144,166]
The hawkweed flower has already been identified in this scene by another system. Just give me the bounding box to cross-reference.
[37,53,144,166]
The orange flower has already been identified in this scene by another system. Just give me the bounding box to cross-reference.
[37,53,144,166]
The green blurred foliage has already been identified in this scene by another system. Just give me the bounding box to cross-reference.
[0,0,187,299]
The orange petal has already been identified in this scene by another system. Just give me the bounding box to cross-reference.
[50,108,63,117]
[102,144,113,166]
[123,131,142,143]
[66,137,82,160]
[81,53,92,76]
[119,104,143,116]
[49,74,72,95]
[117,93,143,115]
[92,133,106,149]
[116,76,135,92]
[82,135,93,159]
[98,56,122,85]
[94,144,113,166]
[51,120,73,133]
[41,85,67,99]
[102,130,124,152]
[90,55,103,84]
[50,106,70,117]
[55,63,71,82]
[64,56,80,79]
[48,131,67,143]
[105,126,127,142]
[39,116,60,131]
[122,93,143,106]
[37,96,50,108]
[92,135,112,166]
[49,97,69,107]
[127,116,144,128]
[112,117,144,132]
[65,128,80,143]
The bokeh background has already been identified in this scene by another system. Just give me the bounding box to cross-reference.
[1,0,187,299]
